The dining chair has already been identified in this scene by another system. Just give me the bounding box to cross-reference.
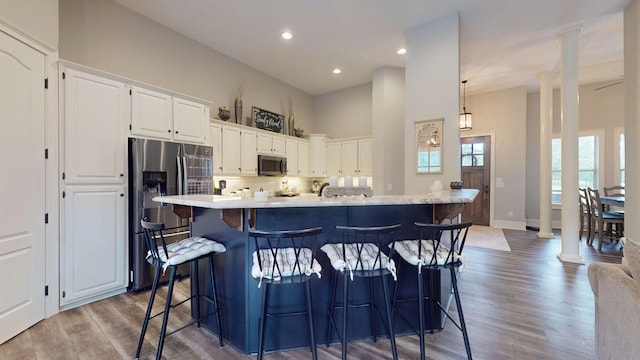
[587,188,624,251]
[579,188,592,243]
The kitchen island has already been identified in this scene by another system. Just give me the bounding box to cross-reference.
[153,189,478,354]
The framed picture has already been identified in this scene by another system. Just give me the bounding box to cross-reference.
[252,106,285,134]
[415,118,443,174]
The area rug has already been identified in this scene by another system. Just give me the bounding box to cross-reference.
[465,225,511,251]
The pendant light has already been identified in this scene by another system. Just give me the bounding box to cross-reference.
[459,80,473,131]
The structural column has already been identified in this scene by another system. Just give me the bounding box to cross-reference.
[538,72,554,239]
[624,0,640,242]
[558,27,584,264]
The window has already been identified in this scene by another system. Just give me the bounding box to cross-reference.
[551,132,602,205]
[615,128,625,186]
[461,142,484,167]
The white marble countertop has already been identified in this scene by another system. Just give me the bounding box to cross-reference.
[152,189,479,209]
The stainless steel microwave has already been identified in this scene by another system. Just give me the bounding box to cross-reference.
[257,155,287,176]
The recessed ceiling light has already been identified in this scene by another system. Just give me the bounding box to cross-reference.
[282,32,293,40]
[332,68,342,74]
[397,48,407,55]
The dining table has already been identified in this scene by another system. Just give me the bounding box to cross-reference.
[600,195,625,208]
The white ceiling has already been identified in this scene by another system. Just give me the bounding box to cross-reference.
[113,0,629,96]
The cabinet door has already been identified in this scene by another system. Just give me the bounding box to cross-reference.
[61,185,127,307]
[326,141,343,176]
[286,139,299,176]
[309,136,326,177]
[272,135,286,156]
[209,124,223,174]
[358,138,373,176]
[297,140,310,177]
[173,97,208,144]
[130,86,173,140]
[241,129,257,175]
[341,140,359,176]
[221,126,241,175]
[257,133,273,154]
[63,69,126,184]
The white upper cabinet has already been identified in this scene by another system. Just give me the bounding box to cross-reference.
[131,86,208,144]
[173,97,209,144]
[209,123,223,174]
[221,125,242,175]
[257,132,286,156]
[241,129,258,175]
[357,138,373,176]
[130,86,173,140]
[326,141,342,176]
[325,137,373,177]
[297,140,310,177]
[309,135,326,177]
[62,68,127,185]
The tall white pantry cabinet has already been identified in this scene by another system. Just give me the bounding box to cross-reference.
[59,66,128,309]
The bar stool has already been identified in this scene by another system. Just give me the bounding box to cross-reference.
[249,227,323,360]
[321,224,400,360]
[393,221,473,360]
[135,220,226,360]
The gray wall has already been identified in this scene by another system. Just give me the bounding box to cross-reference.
[312,83,373,138]
[525,80,625,226]
[59,0,313,132]
[0,0,58,50]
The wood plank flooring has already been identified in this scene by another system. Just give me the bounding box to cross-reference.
[0,229,623,360]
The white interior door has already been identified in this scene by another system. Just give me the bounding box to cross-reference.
[0,31,46,344]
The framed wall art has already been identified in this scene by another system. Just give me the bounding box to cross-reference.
[415,118,443,174]
[252,106,285,134]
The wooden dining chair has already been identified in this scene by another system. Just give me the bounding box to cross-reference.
[579,188,592,243]
[587,188,624,251]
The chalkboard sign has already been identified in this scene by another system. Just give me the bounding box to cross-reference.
[252,106,285,134]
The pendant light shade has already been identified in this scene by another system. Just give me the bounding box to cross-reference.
[460,80,472,131]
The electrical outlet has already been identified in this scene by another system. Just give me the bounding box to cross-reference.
[387,183,393,190]
[508,211,513,217]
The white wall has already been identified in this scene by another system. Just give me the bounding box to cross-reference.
[0,0,58,50]
[312,83,372,138]
[404,13,460,194]
[59,0,313,132]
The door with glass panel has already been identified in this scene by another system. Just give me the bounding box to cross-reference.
[461,136,491,226]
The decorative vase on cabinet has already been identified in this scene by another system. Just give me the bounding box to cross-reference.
[234,98,243,124]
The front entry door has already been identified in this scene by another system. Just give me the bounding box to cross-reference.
[461,136,491,226]
[0,31,46,344]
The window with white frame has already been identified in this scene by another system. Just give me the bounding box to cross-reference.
[615,127,625,186]
[551,131,602,205]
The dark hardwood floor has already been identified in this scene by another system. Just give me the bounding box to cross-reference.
[0,229,623,360]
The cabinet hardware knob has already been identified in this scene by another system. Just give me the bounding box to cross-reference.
[120,193,124,197]
[175,131,179,134]
[167,129,171,132]
[120,173,124,177]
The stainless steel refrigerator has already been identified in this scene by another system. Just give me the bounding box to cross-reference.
[128,138,213,290]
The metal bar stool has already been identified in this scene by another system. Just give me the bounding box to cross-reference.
[249,227,323,360]
[393,221,473,360]
[321,224,400,360]
[135,220,226,360]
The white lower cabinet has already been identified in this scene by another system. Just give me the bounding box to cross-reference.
[60,185,127,308]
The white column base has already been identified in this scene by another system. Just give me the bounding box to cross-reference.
[557,252,584,264]
[537,231,555,239]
